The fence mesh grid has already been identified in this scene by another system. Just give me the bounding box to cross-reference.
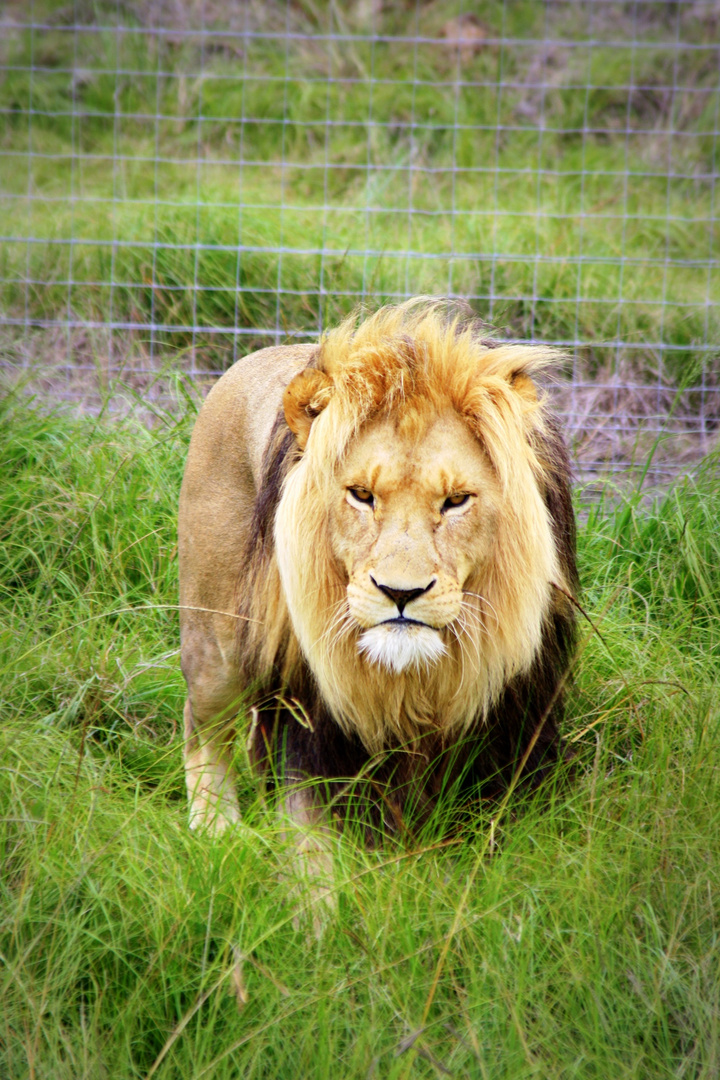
[1,0,719,478]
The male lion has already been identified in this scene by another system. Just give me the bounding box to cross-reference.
[179,300,577,843]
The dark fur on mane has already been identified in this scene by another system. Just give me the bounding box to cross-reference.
[238,372,578,834]
[235,411,298,683]
[251,418,297,552]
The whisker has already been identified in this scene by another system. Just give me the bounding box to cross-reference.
[316,611,344,646]
[315,597,352,652]
[326,608,356,659]
[459,600,488,637]
[450,614,481,681]
[448,623,466,689]
[462,590,499,628]
[328,618,354,659]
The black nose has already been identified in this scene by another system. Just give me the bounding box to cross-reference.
[370,576,435,615]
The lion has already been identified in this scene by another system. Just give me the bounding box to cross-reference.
[178,299,578,848]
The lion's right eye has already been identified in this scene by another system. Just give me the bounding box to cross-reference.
[348,487,374,508]
[442,492,470,512]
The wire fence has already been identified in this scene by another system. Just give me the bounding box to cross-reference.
[1,0,719,478]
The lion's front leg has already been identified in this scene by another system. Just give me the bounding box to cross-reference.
[183,698,241,834]
[281,785,337,934]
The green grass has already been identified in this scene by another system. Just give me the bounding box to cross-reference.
[1,388,719,1078]
[1,0,719,381]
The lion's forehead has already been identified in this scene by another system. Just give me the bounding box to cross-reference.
[339,409,492,499]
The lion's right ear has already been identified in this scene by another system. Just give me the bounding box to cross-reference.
[283,368,334,450]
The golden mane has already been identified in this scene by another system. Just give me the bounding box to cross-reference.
[238,299,575,756]
[287,298,560,485]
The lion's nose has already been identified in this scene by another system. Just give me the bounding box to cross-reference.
[370,576,436,615]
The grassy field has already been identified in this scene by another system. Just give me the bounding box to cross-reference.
[1,383,719,1078]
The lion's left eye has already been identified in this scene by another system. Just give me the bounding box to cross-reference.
[348,487,374,507]
[442,493,470,512]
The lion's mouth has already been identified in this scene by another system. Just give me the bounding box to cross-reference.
[358,621,447,674]
[380,616,431,629]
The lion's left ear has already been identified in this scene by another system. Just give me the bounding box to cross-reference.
[509,370,538,406]
[283,368,334,450]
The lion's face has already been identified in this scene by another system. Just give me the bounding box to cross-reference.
[329,410,501,673]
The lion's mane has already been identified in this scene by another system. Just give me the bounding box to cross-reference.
[237,300,577,817]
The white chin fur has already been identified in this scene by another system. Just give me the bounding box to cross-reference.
[358,623,447,674]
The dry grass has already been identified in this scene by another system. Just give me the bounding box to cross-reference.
[4,325,718,481]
